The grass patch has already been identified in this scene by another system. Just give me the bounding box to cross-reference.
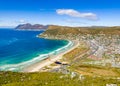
[72,64,120,77]
[0,71,120,86]
[63,44,88,62]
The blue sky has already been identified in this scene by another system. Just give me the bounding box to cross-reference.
[0,0,120,27]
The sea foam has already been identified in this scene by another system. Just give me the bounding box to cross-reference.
[0,40,73,71]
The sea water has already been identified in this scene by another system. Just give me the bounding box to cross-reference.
[0,29,73,71]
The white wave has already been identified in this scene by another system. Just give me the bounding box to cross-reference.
[0,40,74,71]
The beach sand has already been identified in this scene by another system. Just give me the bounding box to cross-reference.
[23,40,79,72]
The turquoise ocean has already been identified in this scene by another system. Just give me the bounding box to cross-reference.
[0,29,73,71]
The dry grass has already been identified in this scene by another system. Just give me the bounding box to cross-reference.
[63,43,89,62]
[74,65,120,77]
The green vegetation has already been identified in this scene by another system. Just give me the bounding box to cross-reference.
[67,55,120,78]
[115,54,120,58]
[40,25,120,38]
[0,72,79,86]
[71,64,120,77]
[0,71,120,86]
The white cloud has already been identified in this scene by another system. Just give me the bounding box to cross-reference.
[56,9,98,20]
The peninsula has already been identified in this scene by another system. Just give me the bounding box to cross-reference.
[15,23,48,30]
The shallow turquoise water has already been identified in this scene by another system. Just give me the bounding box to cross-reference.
[0,29,70,71]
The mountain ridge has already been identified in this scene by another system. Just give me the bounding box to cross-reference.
[15,23,48,30]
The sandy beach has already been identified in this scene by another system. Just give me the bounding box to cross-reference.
[23,40,79,72]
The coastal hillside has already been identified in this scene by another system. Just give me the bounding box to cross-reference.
[15,23,48,30]
[39,25,120,78]
[40,25,120,38]
[0,71,120,86]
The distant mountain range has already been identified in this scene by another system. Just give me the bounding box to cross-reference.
[15,23,48,30]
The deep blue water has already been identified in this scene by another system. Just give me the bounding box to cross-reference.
[0,29,69,71]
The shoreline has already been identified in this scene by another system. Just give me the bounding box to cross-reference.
[23,40,79,72]
[0,36,72,71]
